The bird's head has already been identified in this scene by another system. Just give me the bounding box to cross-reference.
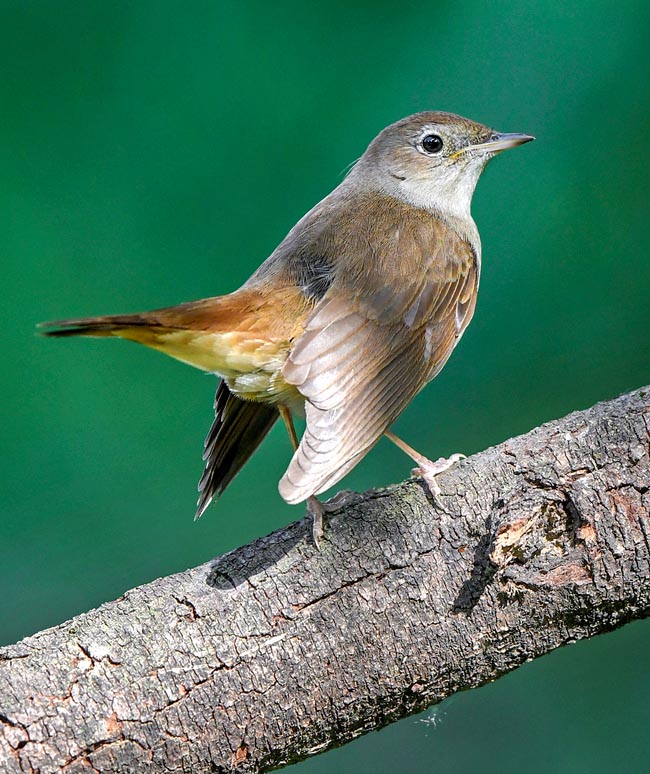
[349,111,534,221]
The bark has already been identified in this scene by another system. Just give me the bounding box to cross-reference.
[1,387,649,774]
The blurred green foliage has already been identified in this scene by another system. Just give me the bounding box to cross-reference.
[1,1,648,771]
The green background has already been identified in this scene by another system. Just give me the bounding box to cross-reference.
[2,1,649,771]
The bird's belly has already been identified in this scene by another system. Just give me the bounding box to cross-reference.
[150,329,304,410]
[226,370,305,415]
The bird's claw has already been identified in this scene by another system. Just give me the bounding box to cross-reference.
[323,489,358,513]
[306,496,325,549]
[412,453,466,498]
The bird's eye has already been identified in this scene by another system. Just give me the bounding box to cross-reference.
[421,134,444,154]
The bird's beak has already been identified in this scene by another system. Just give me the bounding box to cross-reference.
[451,132,535,159]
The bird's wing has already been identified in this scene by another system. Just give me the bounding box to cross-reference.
[196,380,279,518]
[279,234,478,504]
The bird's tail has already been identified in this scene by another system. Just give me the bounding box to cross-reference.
[38,297,239,372]
[39,313,156,338]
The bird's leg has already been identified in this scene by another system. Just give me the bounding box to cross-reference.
[384,429,465,497]
[278,404,300,450]
[278,405,324,547]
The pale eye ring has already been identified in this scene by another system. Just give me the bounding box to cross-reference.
[420,134,444,154]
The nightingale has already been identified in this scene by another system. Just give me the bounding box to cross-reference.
[41,111,533,545]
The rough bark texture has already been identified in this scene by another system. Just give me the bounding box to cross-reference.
[1,387,649,773]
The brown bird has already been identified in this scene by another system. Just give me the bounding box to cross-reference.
[41,111,533,545]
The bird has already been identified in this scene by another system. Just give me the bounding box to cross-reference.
[40,111,533,546]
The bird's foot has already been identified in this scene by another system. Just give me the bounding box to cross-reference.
[306,496,325,549]
[412,453,466,497]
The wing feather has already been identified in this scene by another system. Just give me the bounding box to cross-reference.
[280,335,426,502]
[278,212,479,504]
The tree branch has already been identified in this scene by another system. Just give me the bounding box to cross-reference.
[1,387,649,773]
